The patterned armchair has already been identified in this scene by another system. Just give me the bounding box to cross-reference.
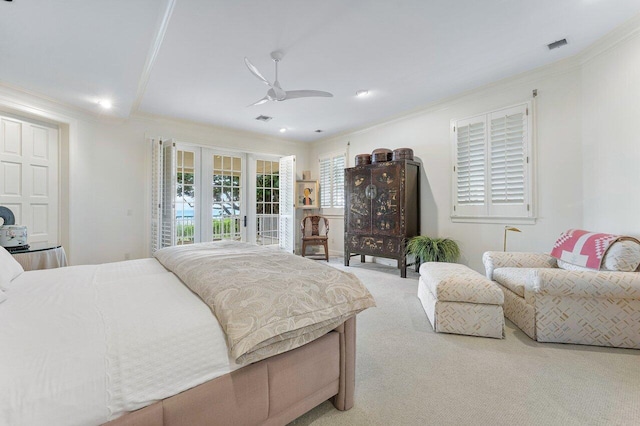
[483,251,640,349]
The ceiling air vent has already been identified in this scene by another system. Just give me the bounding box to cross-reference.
[547,39,568,50]
[255,115,273,122]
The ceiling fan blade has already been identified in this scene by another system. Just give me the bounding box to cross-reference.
[247,96,269,107]
[244,57,271,86]
[284,90,333,100]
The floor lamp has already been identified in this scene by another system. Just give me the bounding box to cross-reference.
[503,226,521,251]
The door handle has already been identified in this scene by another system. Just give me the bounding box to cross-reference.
[243,216,247,227]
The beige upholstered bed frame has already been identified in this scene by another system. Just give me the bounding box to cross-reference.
[103,317,356,426]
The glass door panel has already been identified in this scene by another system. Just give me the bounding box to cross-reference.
[255,159,280,246]
[211,153,244,241]
[175,148,197,245]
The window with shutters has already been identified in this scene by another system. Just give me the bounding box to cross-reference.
[319,153,346,210]
[451,102,534,222]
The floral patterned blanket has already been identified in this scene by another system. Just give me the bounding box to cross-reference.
[154,241,375,364]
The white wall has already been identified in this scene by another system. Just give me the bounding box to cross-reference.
[312,62,584,272]
[581,27,640,237]
[0,85,311,265]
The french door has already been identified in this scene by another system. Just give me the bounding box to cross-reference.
[174,144,246,244]
[151,140,294,252]
[202,151,246,242]
[248,156,279,246]
[247,155,295,251]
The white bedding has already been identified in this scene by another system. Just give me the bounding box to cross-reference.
[0,259,240,426]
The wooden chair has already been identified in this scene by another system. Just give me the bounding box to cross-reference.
[301,215,329,261]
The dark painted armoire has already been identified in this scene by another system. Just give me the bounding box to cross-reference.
[344,160,420,277]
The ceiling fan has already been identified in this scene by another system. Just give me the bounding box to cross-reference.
[244,51,333,106]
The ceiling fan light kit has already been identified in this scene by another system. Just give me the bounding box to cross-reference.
[244,51,333,106]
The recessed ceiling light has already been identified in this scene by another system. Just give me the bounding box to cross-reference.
[279,128,287,133]
[356,90,369,97]
[97,99,112,109]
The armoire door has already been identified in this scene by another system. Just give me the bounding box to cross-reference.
[345,167,371,235]
[371,162,402,237]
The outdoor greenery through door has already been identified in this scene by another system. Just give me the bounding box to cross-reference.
[173,147,280,247]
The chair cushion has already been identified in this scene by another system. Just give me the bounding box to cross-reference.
[492,267,534,298]
[302,236,328,241]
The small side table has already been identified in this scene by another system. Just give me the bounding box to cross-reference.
[11,246,68,271]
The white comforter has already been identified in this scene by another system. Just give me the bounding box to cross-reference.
[0,259,239,426]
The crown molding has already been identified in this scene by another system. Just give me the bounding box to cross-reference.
[131,111,304,148]
[579,12,640,65]
[312,55,581,146]
[0,81,128,125]
[313,12,640,147]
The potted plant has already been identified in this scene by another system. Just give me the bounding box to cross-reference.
[406,236,460,263]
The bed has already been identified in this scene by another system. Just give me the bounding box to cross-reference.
[0,241,375,426]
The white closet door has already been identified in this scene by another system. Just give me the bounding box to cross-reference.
[278,155,296,253]
[0,116,58,249]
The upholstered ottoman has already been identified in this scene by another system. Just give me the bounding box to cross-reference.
[418,263,504,339]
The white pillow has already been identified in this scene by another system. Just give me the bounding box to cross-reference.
[557,239,640,272]
[556,259,589,272]
[0,246,24,290]
[602,239,640,272]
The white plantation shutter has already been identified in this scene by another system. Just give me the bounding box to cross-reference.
[456,118,486,205]
[279,155,296,253]
[319,158,332,207]
[319,153,345,209]
[452,102,533,220]
[332,155,345,208]
[490,106,526,204]
[150,138,176,253]
[150,139,162,253]
[161,140,176,248]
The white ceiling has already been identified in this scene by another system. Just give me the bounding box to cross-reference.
[1,0,640,142]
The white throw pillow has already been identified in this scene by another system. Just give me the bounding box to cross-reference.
[557,239,640,272]
[602,239,640,272]
[557,259,591,272]
[0,246,24,290]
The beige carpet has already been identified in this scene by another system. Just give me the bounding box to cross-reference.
[290,258,640,426]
